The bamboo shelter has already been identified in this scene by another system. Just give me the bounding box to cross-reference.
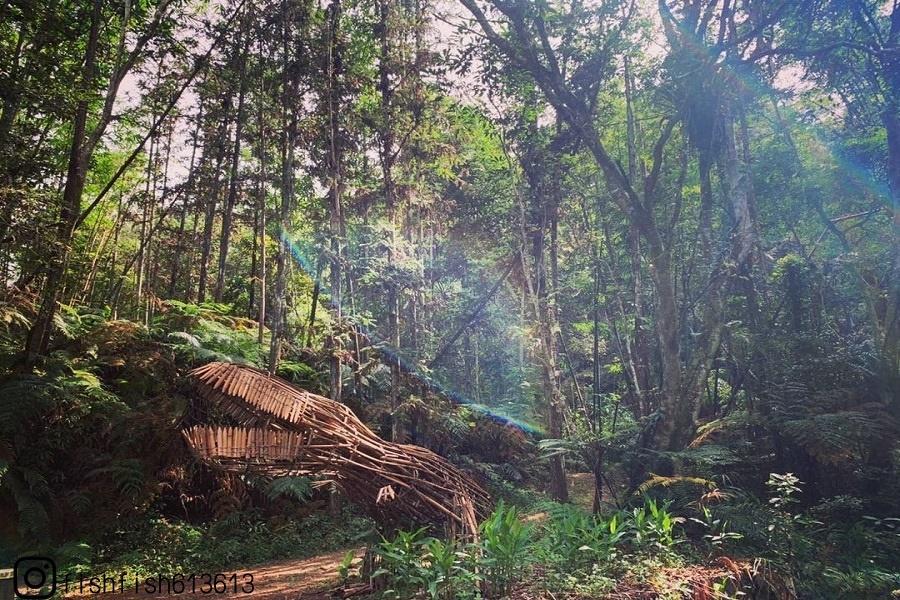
[182,361,490,537]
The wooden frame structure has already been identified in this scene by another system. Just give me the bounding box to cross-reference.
[182,361,490,537]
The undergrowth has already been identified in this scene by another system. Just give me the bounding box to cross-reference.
[77,507,375,579]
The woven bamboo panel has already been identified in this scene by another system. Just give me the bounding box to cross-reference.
[182,362,490,537]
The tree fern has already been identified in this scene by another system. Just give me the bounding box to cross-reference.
[0,302,30,330]
[779,408,894,465]
[636,474,717,496]
[168,331,201,347]
[264,476,313,503]
[87,459,146,500]
[2,467,51,541]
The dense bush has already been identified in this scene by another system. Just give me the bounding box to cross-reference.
[56,507,375,580]
[374,502,531,599]
[373,497,688,599]
[0,304,339,561]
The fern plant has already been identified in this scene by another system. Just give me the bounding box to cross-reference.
[478,500,532,597]
[263,476,313,503]
[156,301,268,367]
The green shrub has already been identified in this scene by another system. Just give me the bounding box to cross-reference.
[630,497,682,549]
[536,502,625,574]
[478,501,532,597]
[374,530,482,599]
[86,507,375,578]
[156,301,266,366]
[375,528,449,599]
[374,503,537,599]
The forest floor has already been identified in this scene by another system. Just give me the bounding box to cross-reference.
[58,474,773,600]
[65,548,367,600]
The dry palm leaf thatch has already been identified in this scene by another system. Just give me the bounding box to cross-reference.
[182,361,490,537]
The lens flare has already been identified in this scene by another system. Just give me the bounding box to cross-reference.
[278,230,544,435]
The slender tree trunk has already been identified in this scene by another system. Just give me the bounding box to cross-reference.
[214,24,250,302]
[378,0,403,441]
[326,0,343,403]
[256,60,267,346]
[135,127,155,319]
[0,24,26,159]
[185,199,200,302]
[882,6,900,351]
[346,268,364,403]
[169,102,204,299]
[269,0,295,373]
[23,0,102,366]
[591,247,604,512]
[198,102,231,304]
[306,258,322,346]
[881,95,900,374]
[723,109,756,275]
[77,212,117,305]
[106,194,124,317]
[543,199,568,503]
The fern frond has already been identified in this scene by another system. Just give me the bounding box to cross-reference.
[0,302,30,330]
[86,459,145,499]
[635,474,716,495]
[264,476,313,502]
[670,444,742,466]
[780,407,895,464]
[689,411,749,448]
[168,331,201,347]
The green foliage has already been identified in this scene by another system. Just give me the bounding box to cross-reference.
[689,503,745,549]
[374,531,482,600]
[157,301,266,366]
[478,501,532,597]
[263,476,313,503]
[0,305,330,561]
[276,360,327,393]
[526,498,698,596]
[630,497,681,548]
[338,549,356,581]
[679,476,900,598]
[766,472,803,509]
[89,507,375,579]
[374,503,535,599]
[418,537,480,600]
[374,527,440,599]
[0,352,135,544]
[2,1,899,596]
[536,502,624,573]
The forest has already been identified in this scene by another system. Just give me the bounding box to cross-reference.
[0,0,898,598]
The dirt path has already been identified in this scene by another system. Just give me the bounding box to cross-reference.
[65,548,366,600]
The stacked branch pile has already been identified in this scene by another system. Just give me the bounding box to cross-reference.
[182,361,490,537]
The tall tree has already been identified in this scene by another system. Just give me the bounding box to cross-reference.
[22,0,178,366]
[214,17,251,302]
[325,0,344,402]
[460,0,721,453]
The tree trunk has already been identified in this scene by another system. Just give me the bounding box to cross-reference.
[269,0,295,373]
[214,24,250,302]
[326,0,343,403]
[378,0,403,441]
[544,195,568,503]
[306,258,322,346]
[135,127,155,319]
[256,58,267,346]
[198,100,231,304]
[881,90,900,374]
[168,103,203,299]
[23,0,102,367]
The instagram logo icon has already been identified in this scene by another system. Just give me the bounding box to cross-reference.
[13,557,56,599]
